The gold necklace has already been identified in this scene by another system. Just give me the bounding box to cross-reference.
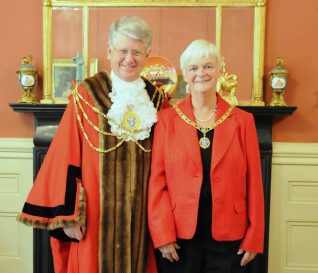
[173,104,235,149]
[194,107,217,122]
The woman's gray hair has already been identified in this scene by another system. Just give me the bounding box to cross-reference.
[108,16,152,54]
[180,39,222,76]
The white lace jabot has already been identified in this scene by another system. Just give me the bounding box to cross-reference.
[107,71,157,141]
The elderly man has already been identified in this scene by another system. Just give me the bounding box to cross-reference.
[17,16,164,273]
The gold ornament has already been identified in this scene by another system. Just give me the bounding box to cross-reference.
[122,106,140,132]
[198,129,213,149]
[269,57,289,106]
[16,55,38,103]
[173,104,235,149]
[72,86,157,154]
[216,58,238,106]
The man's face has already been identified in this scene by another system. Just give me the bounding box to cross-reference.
[107,33,149,82]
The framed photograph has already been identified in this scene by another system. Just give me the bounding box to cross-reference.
[52,59,77,103]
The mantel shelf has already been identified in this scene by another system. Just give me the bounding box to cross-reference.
[9,103,67,114]
[9,102,297,117]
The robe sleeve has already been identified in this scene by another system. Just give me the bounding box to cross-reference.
[17,92,86,235]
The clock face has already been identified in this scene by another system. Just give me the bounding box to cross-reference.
[271,76,286,90]
[20,74,35,87]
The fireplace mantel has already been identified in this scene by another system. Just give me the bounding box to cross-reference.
[10,102,296,273]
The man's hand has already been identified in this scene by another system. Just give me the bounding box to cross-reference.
[63,225,86,240]
[159,242,180,262]
[237,249,257,266]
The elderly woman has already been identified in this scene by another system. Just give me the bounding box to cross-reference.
[17,16,164,273]
[148,40,264,273]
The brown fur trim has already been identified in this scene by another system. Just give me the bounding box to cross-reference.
[16,214,49,229]
[16,185,86,230]
[81,72,163,273]
[83,71,112,109]
[47,185,86,230]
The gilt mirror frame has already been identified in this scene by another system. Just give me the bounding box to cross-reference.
[42,0,266,105]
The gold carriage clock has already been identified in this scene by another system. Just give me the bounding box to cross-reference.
[269,57,289,106]
[17,55,38,103]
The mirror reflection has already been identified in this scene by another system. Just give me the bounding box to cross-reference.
[49,4,262,104]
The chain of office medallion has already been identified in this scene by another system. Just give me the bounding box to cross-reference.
[75,92,150,135]
[172,104,235,131]
[72,87,157,153]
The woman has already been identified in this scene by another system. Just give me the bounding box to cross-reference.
[148,40,264,273]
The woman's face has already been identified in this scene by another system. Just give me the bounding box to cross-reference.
[184,55,221,94]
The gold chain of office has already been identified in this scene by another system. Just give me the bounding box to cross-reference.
[72,85,163,154]
[172,104,235,149]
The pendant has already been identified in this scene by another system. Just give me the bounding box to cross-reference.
[122,107,140,132]
[199,136,210,149]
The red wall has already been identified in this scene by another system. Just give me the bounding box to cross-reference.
[1,0,317,142]
[0,1,42,137]
[265,0,318,142]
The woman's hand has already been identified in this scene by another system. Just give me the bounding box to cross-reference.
[159,242,180,262]
[63,225,86,240]
[237,249,257,266]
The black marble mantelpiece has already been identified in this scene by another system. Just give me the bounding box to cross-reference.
[10,103,67,273]
[10,102,296,273]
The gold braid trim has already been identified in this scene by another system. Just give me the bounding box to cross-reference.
[75,89,150,134]
[134,140,151,152]
[73,89,126,154]
[72,85,159,154]
[74,91,116,136]
[143,75,163,109]
[154,86,165,110]
[16,185,87,230]
[173,104,235,131]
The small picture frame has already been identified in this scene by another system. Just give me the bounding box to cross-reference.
[52,59,77,103]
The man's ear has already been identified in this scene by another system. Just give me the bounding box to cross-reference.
[106,43,111,60]
[146,49,151,58]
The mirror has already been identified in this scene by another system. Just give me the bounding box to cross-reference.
[42,0,266,105]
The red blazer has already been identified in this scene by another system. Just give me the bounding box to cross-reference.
[148,95,264,253]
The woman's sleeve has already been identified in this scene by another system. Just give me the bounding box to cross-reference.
[17,92,86,237]
[240,114,265,253]
[148,113,177,248]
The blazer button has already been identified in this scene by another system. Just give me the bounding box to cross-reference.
[215,198,221,203]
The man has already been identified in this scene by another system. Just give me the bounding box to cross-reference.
[17,16,164,273]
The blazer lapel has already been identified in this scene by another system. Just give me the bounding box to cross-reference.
[211,95,238,172]
[173,96,203,172]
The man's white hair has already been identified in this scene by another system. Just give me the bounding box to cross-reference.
[108,16,152,54]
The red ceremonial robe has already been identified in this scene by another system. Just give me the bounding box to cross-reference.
[17,72,164,273]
